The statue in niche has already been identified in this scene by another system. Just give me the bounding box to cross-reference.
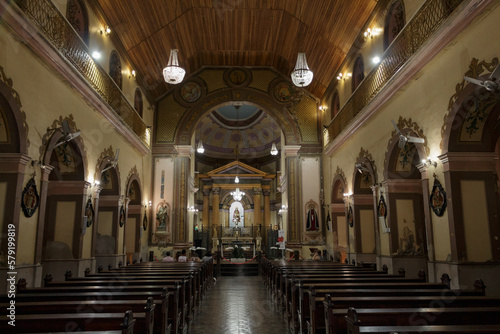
[306,204,319,231]
[233,207,241,225]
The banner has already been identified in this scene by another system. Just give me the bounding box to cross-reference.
[278,230,285,249]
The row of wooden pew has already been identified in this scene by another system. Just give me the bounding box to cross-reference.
[261,258,500,334]
[0,260,214,333]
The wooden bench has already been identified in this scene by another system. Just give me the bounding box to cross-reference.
[0,296,171,334]
[0,309,142,333]
[8,283,183,334]
[345,307,500,334]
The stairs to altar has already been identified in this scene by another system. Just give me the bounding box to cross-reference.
[220,262,259,276]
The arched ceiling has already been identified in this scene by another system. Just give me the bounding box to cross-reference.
[93,0,379,101]
[196,104,280,160]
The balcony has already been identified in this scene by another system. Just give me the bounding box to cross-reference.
[11,0,150,151]
[324,0,464,149]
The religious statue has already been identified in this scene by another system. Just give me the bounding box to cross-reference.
[306,204,319,231]
[156,203,169,231]
[233,207,241,224]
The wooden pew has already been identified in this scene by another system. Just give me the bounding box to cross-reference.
[324,305,500,334]
[344,307,500,334]
[0,309,141,333]
[0,296,171,334]
[9,283,183,334]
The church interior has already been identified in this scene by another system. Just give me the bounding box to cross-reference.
[1,0,500,332]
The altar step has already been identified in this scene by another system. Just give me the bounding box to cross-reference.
[220,262,259,276]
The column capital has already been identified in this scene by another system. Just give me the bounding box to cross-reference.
[212,187,221,195]
[253,187,262,195]
[283,145,301,157]
[262,189,271,196]
[203,188,211,197]
[174,145,194,157]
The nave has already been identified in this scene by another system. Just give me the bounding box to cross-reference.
[190,275,288,334]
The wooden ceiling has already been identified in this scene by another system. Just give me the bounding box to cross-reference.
[94,0,378,101]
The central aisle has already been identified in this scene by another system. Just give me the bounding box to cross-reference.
[189,275,289,334]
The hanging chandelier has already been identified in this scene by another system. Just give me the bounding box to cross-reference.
[231,188,243,201]
[291,52,313,87]
[196,141,204,154]
[270,142,278,156]
[163,49,185,84]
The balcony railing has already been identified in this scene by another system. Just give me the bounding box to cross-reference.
[324,0,463,147]
[14,0,150,148]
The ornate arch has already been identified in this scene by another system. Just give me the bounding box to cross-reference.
[125,165,141,200]
[41,115,87,181]
[353,147,377,194]
[442,57,500,153]
[384,116,429,180]
[331,166,347,203]
[95,146,121,195]
[66,0,89,45]
[0,66,29,154]
[383,0,405,50]
[352,55,365,93]
[109,50,122,90]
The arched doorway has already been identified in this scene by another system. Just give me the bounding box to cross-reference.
[125,177,142,264]
[330,170,348,263]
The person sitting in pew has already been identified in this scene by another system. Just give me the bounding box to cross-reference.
[178,249,188,262]
[162,251,175,262]
[190,251,201,262]
[312,250,322,261]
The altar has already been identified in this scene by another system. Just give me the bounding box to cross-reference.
[222,241,256,259]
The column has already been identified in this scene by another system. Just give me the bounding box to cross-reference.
[263,189,271,228]
[91,184,103,258]
[173,145,191,245]
[417,163,435,262]
[202,188,210,230]
[34,164,54,264]
[284,145,301,244]
[370,184,381,257]
[211,187,220,226]
[253,188,261,226]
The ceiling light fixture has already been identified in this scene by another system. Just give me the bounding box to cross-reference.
[231,188,243,202]
[196,141,204,154]
[92,51,101,59]
[163,49,185,84]
[270,142,279,156]
[291,52,314,87]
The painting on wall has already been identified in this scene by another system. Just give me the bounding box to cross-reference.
[85,197,94,227]
[21,177,40,218]
[143,211,148,231]
[378,194,389,232]
[160,170,165,199]
[54,143,77,173]
[347,205,353,228]
[359,171,372,189]
[396,143,417,173]
[156,201,170,232]
[0,106,8,143]
[460,97,496,142]
[430,177,447,217]
[119,205,125,227]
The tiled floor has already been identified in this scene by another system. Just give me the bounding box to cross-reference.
[189,276,289,334]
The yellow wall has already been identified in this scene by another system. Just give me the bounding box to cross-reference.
[0,182,6,247]
[125,217,136,254]
[118,221,124,254]
[54,201,77,252]
[460,180,492,262]
[82,223,92,258]
[98,211,114,236]
[360,209,376,253]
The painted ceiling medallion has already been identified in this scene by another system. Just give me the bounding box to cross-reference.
[180,81,202,103]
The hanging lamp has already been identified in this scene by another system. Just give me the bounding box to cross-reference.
[163,49,185,84]
[291,52,313,87]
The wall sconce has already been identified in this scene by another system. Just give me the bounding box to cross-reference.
[278,205,288,216]
[129,70,136,79]
[31,160,46,170]
[188,206,199,212]
[319,105,328,112]
[336,72,352,81]
[92,51,101,59]
[421,157,437,168]
[343,192,353,198]
[149,200,152,207]
[364,27,382,39]
[100,26,111,35]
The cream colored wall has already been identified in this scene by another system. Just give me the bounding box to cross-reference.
[460,180,492,262]
[0,182,7,251]
[125,217,136,254]
[54,201,77,252]
[300,156,321,227]
[98,211,113,236]
[0,20,152,264]
[359,209,376,253]
[117,221,124,254]
[323,3,500,262]
[336,216,347,251]
[82,223,92,258]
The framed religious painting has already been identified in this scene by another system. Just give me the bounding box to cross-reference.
[85,197,94,227]
[21,177,40,218]
[347,205,354,228]
[143,211,148,231]
[377,194,390,232]
[430,177,447,217]
[119,205,125,227]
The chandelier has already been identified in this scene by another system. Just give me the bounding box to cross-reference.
[163,49,185,84]
[291,52,313,87]
[270,142,278,155]
[231,188,243,201]
[196,141,204,154]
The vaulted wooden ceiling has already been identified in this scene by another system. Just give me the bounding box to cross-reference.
[94,0,378,101]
